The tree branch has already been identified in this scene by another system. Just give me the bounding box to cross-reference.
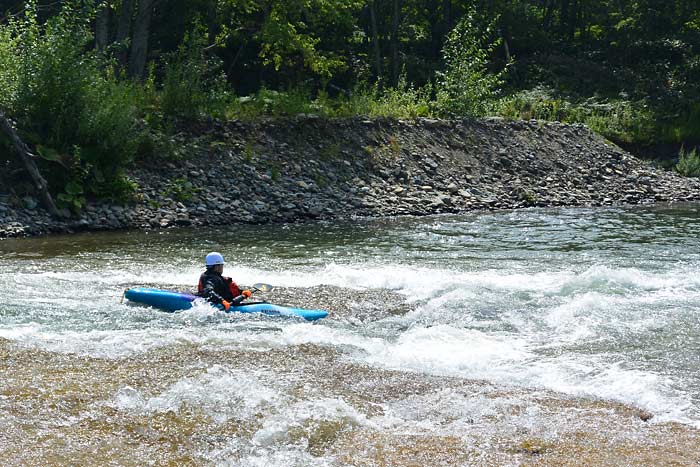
[0,112,59,216]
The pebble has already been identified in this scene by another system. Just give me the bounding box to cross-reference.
[2,118,699,238]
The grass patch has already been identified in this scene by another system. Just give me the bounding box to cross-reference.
[676,147,700,177]
[226,80,435,121]
[495,87,700,147]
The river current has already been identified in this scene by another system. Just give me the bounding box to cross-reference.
[1,204,699,465]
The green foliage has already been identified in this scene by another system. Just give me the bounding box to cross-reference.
[319,142,341,161]
[676,147,700,177]
[88,171,140,202]
[78,71,142,170]
[385,135,402,159]
[496,87,657,144]
[229,80,434,120]
[270,163,281,182]
[230,88,317,119]
[435,10,508,118]
[350,77,433,119]
[0,1,143,202]
[217,0,362,84]
[243,141,256,163]
[2,0,700,209]
[56,181,86,213]
[0,24,19,111]
[162,177,198,201]
[161,22,229,119]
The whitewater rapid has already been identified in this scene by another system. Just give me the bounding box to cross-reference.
[1,205,699,467]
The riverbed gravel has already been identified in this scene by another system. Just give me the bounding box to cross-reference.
[2,117,699,238]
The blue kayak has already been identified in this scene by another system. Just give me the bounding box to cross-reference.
[124,287,328,321]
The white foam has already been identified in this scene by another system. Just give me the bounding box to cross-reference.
[335,323,700,427]
[366,325,531,376]
[112,365,280,424]
[252,397,370,447]
[517,356,698,426]
[7,259,699,308]
[0,327,201,357]
[3,249,700,429]
[213,446,331,467]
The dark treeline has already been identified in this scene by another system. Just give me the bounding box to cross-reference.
[1,0,699,208]
[7,1,696,100]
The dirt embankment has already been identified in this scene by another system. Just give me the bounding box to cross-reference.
[2,116,700,237]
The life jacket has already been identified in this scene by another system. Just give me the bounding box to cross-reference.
[227,278,241,297]
[197,275,240,297]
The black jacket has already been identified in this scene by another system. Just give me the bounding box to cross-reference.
[196,269,245,306]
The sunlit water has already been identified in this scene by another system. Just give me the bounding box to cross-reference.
[1,204,699,464]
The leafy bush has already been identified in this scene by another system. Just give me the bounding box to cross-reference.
[0,1,142,202]
[56,181,86,213]
[496,87,657,144]
[229,88,317,119]
[78,71,142,173]
[162,177,198,201]
[161,23,229,119]
[229,79,434,120]
[435,10,507,118]
[347,76,433,119]
[676,147,700,177]
[0,24,19,111]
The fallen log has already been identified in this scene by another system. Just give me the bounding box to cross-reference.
[0,111,59,216]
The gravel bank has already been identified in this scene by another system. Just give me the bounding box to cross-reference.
[2,116,700,238]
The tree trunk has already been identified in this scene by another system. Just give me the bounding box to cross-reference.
[560,0,570,39]
[369,0,382,80]
[577,0,585,41]
[568,0,578,41]
[0,112,59,217]
[115,0,134,66]
[500,21,517,81]
[443,0,452,32]
[95,1,111,50]
[390,0,400,85]
[501,27,512,63]
[543,0,555,32]
[116,0,133,43]
[438,0,452,57]
[128,0,154,79]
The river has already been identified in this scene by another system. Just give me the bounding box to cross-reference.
[1,204,699,466]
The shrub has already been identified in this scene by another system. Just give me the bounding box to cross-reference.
[0,1,143,202]
[228,77,435,121]
[161,23,229,119]
[360,76,433,119]
[435,9,507,118]
[228,87,319,119]
[676,147,700,177]
[495,87,657,144]
[162,177,198,201]
[0,24,19,111]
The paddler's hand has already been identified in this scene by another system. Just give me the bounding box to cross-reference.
[221,300,231,311]
[242,290,252,298]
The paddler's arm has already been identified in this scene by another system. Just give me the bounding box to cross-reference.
[200,280,229,308]
[230,290,253,306]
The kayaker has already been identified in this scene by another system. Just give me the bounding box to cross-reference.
[196,252,252,310]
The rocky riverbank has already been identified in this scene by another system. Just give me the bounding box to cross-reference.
[2,116,700,238]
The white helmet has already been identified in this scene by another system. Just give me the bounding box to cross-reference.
[205,252,225,266]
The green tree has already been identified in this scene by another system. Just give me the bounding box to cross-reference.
[216,0,363,90]
[435,7,507,117]
[0,1,142,202]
